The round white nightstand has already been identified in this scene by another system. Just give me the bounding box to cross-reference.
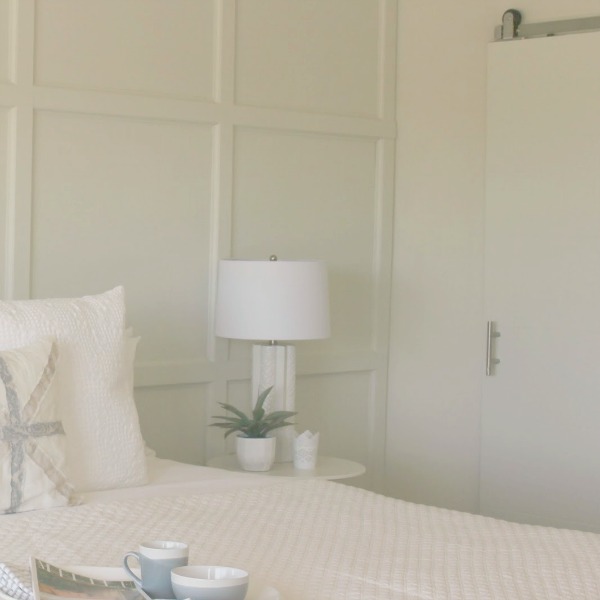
[206,454,365,480]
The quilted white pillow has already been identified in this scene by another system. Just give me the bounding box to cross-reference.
[0,287,147,492]
[0,337,72,513]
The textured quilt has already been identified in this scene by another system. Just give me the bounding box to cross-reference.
[0,479,599,599]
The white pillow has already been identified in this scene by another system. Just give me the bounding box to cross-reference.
[0,287,147,492]
[123,329,157,458]
[0,337,72,513]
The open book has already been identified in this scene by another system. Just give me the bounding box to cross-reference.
[0,560,149,600]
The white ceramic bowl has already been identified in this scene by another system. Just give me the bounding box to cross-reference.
[171,565,249,600]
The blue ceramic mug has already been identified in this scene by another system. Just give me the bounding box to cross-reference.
[123,540,188,599]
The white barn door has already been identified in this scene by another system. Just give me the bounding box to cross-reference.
[481,31,600,532]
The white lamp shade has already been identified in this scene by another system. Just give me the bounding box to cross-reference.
[215,259,330,341]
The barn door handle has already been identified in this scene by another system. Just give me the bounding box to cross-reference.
[486,321,501,376]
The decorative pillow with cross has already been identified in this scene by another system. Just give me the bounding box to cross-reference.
[0,337,72,513]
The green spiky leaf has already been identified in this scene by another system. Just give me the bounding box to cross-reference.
[217,402,250,422]
[210,385,298,439]
[255,386,273,410]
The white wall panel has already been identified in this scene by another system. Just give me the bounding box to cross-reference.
[296,372,371,488]
[34,0,215,100]
[235,0,381,117]
[30,111,213,364]
[135,384,207,465]
[1,0,396,475]
[0,0,10,83]
[231,128,377,357]
[388,0,487,512]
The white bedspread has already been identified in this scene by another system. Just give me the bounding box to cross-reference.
[1,476,600,600]
[74,457,284,504]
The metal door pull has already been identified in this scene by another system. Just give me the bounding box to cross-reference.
[486,321,501,376]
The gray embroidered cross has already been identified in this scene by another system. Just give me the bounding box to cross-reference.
[0,343,68,513]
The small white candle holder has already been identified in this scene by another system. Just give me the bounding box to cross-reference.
[293,430,319,470]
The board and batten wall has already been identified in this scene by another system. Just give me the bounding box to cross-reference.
[0,0,396,491]
[389,0,600,513]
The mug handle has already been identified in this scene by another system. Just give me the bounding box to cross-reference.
[122,552,142,587]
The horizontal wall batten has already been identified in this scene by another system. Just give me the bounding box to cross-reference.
[217,351,381,382]
[32,86,221,125]
[232,104,396,140]
[22,86,396,140]
[135,350,382,389]
[135,360,217,389]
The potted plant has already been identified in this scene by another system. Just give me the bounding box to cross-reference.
[211,386,297,471]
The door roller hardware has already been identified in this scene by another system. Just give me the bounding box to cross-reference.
[494,9,600,41]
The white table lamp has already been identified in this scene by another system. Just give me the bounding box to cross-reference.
[215,256,330,462]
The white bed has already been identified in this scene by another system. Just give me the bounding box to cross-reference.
[1,456,599,600]
[75,456,287,504]
[0,289,599,599]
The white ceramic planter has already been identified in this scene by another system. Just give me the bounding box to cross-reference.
[235,436,276,471]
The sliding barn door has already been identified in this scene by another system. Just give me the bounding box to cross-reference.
[481,31,600,532]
